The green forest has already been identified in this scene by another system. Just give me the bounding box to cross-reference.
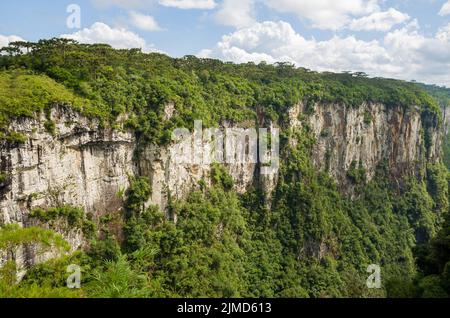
[0,39,449,298]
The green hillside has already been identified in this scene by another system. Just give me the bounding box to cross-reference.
[0,39,441,143]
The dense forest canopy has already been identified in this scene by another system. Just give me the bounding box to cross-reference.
[0,38,442,144]
[417,83,450,108]
[0,39,449,298]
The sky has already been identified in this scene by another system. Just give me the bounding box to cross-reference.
[1,0,450,86]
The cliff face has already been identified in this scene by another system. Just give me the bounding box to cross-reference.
[0,102,442,257]
[290,102,441,192]
[443,105,450,136]
[0,106,259,229]
[0,106,135,226]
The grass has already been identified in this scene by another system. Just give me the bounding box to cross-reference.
[0,70,100,135]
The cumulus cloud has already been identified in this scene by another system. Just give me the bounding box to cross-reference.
[129,11,162,31]
[214,21,391,70]
[60,22,157,52]
[265,0,380,30]
[203,20,450,86]
[215,0,255,28]
[349,8,410,32]
[159,0,217,9]
[439,1,450,16]
[0,35,26,49]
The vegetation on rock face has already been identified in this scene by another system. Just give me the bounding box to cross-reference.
[0,224,70,256]
[29,205,96,238]
[0,40,449,298]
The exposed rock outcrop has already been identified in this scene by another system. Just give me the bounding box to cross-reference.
[289,102,441,192]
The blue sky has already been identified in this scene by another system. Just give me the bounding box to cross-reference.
[1,0,450,86]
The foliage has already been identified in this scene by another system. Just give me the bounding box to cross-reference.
[0,224,70,257]
[0,69,96,141]
[211,163,234,190]
[414,204,450,298]
[125,176,152,216]
[84,255,151,298]
[363,111,372,125]
[416,83,450,110]
[347,161,367,184]
[0,281,83,298]
[0,39,442,145]
[0,172,9,184]
[29,205,96,237]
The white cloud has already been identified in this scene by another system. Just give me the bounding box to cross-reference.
[214,21,391,70]
[203,20,450,86]
[265,0,380,30]
[215,0,255,28]
[60,22,157,52]
[159,0,217,9]
[439,1,450,16]
[437,23,450,41]
[349,8,410,32]
[129,11,162,31]
[0,35,26,49]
